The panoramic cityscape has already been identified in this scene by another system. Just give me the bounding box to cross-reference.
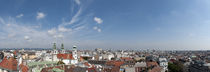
[0,0,210,72]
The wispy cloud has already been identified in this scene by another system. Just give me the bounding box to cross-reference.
[47,28,57,36]
[93,26,98,30]
[36,12,45,20]
[0,0,102,48]
[16,14,24,18]
[93,26,101,33]
[0,17,53,48]
[57,0,96,37]
[0,17,5,24]
[75,0,81,5]
[62,8,82,26]
[58,26,72,32]
[97,28,101,32]
[8,33,16,38]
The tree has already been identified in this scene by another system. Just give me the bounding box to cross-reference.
[168,62,184,72]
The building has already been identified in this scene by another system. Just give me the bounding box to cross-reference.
[57,45,78,65]
[0,51,28,72]
[52,43,59,61]
[159,57,168,71]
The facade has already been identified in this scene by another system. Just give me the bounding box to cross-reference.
[102,53,114,60]
[0,52,28,72]
[56,44,78,65]
[159,58,168,72]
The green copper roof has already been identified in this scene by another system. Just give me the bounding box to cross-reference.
[28,61,57,67]
[34,67,43,72]
[52,68,64,72]
[61,43,64,49]
[53,43,56,49]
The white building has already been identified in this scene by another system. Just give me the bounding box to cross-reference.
[57,45,78,65]
[159,57,168,72]
[52,43,59,61]
[102,53,114,60]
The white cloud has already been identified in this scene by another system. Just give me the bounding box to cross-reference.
[36,12,45,20]
[0,0,101,48]
[74,25,85,31]
[24,36,32,42]
[94,17,103,24]
[24,36,30,40]
[97,29,101,32]
[75,0,81,5]
[58,26,72,32]
[16,14,24,18]
[0,17,78,48]
[8,33,16,38]
[57,34,64,38]
[93,26,101,32]
[93,26,98,30]
[47,28,57,35]
[7,24,11,27]
[0,17,5,24]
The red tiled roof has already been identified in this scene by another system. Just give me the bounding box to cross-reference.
[146,62,159,67]
[84,62,91,67]
[19,64,29,72]
[106,61,124,66]
[57,54,74,60]
[0,56,18,71]
[148,66,163,72]
[87,67,97,72]
[120,57,133,61]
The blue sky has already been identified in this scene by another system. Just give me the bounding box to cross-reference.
[0,0,210,50]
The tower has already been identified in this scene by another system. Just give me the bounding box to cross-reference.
[61,43,65,54]
[52,43,58,61]
[72,45,77,60]
[53,43,58,54]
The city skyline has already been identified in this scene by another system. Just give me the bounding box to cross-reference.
[0,0,210,50]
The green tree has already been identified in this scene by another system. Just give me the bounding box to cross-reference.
[168,62,184,72]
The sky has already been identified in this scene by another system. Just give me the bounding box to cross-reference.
[0,0,210,50]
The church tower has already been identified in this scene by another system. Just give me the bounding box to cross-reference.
[52,43,58,61]
[61,43,65,54]
[72,45,77,60]
[53,43,58,54]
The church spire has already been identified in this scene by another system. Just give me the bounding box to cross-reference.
[61,43,65,54]
[61,43,64,49]
[53,43,56,49]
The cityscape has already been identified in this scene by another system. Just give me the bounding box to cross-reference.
[0,44,209,72]
[0,0,210,72]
